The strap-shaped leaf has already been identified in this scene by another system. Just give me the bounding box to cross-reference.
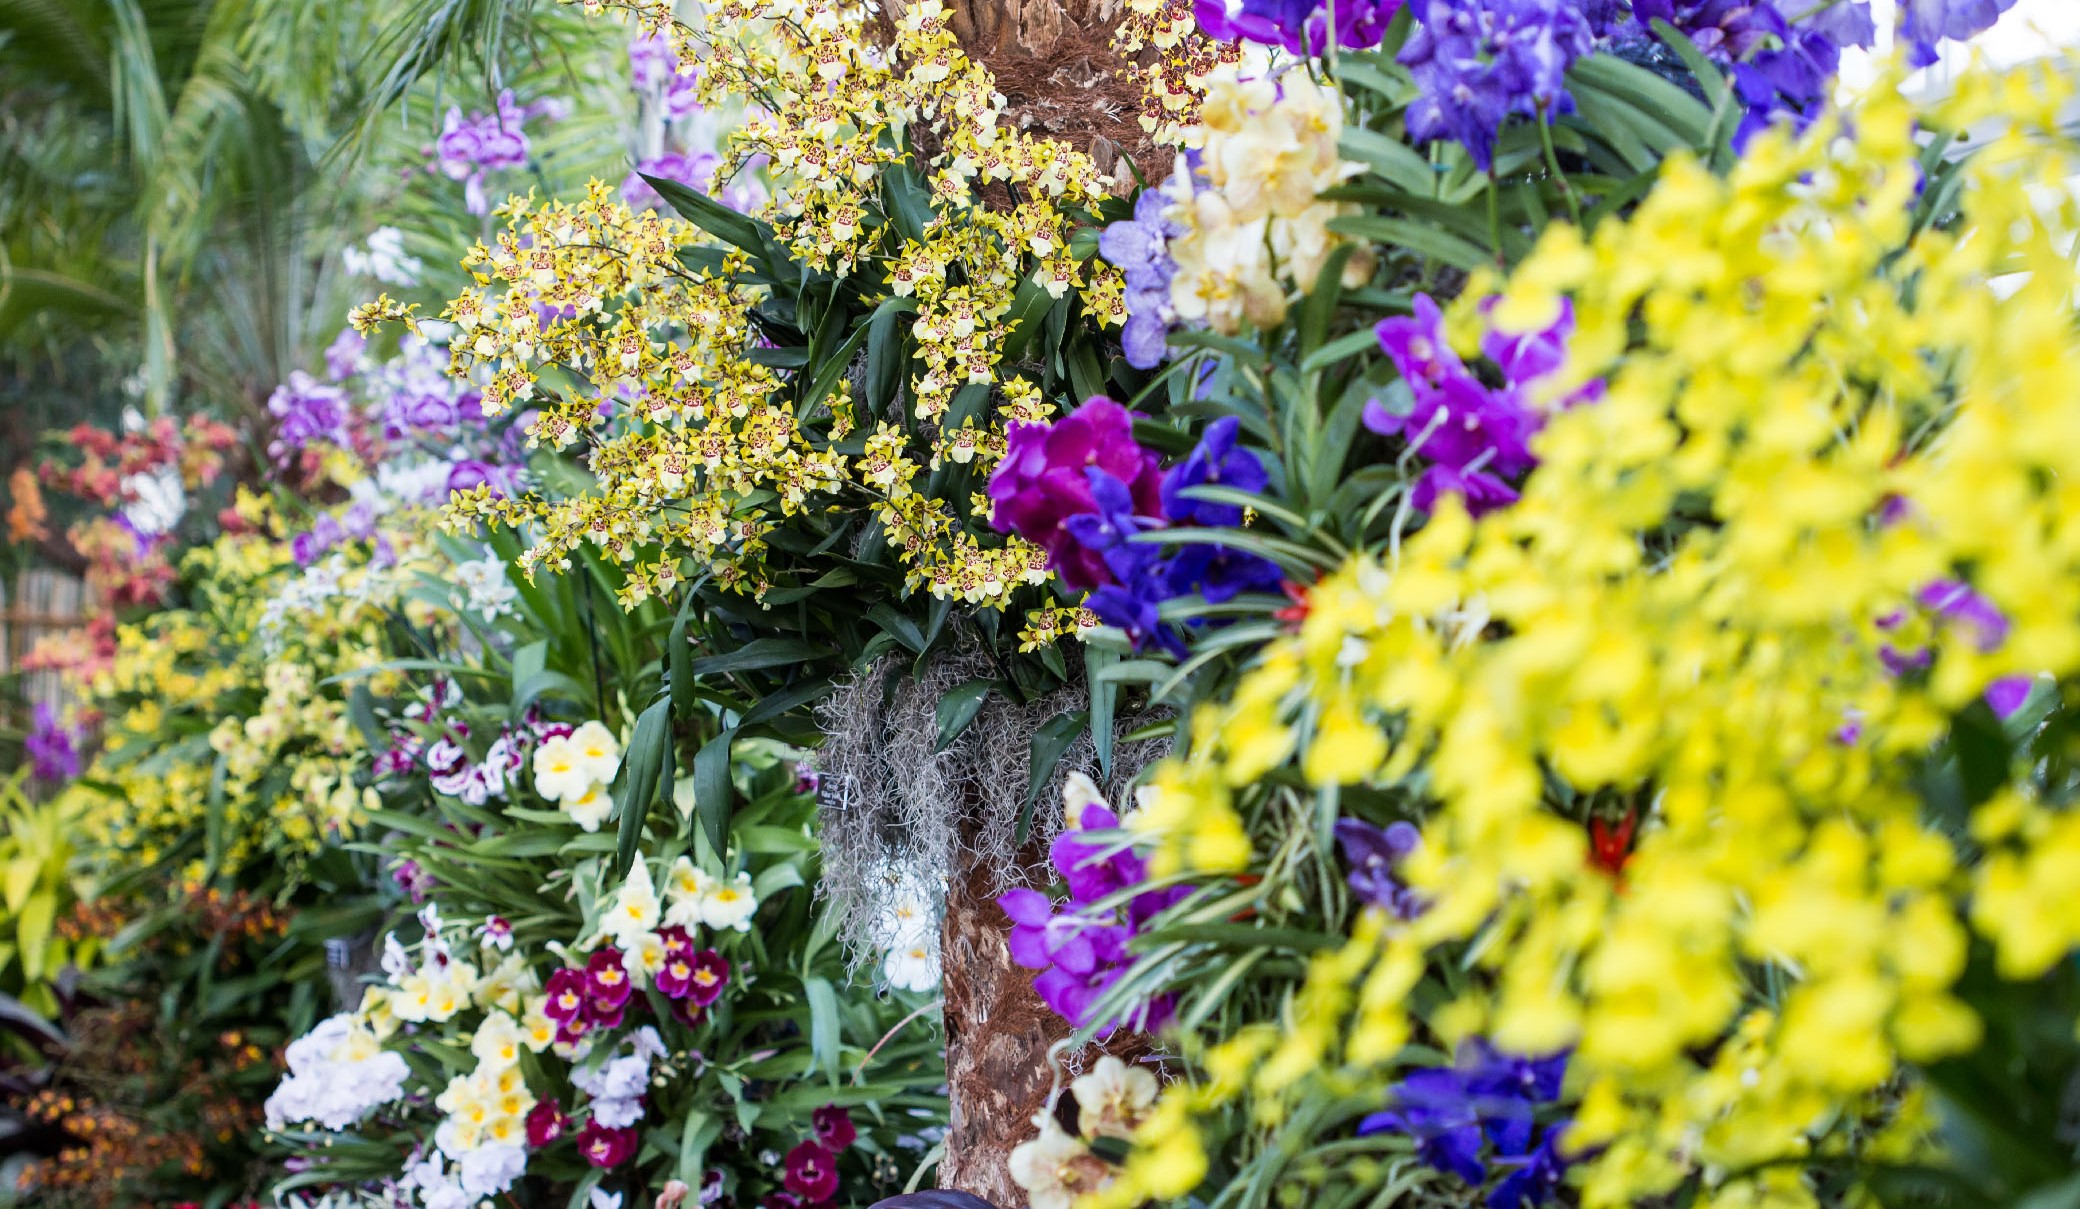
[645,173,772,255]
[695,728,736,855]
[935,679,994,752]
[614,697,673,877]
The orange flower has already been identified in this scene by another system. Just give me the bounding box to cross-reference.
[6,466,48,543]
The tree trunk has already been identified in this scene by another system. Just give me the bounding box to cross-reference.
[937,826,1073,1205]
[939,0,1163,180]
[920,5,1156,1195]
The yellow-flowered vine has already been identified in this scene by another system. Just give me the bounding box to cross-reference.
[376,0,1141,611]
[1109,59,2080,1209]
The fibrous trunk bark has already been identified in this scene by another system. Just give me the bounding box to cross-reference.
[939,0,1159,179]
[937,816,1074,1205]
[925,3,1150,1197]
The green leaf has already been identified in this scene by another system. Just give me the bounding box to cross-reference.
[935,679,994,752]
[348,683,385,753]
[865,604,926,654]
[696,729,736,855]
[805,975,843,1078]
[1024,709,1091,826]
[997,275,1063,364]
[740,676,837,728]
[1569,52,1713,150]
[881,161,937,245]
[692,638,821,676]
[801,319,872,416]
[1087,646,1118,778]
[647,172,771,255]
[1339,128,1437,197]
[864,296,918,413]
[615,698,674,878]
[1327,214,1491,271]
[669,588,701,720]
[1133,922,1340,953]
[1298,244,1358,360]
[1300,325,1387,375]
[512,670,589,720]
[676,1109,722,1183]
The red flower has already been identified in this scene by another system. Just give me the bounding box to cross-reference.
[683,949,730,1007]
[1589,811,1638,884]
[1274,580,1312,627]
[577,1120,638,1168]
[526,1098,566,1147]
[812,1103,856,1152]
[783,1140,839,1202]
[586,947,634,1009]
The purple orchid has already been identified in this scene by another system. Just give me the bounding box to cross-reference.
[1399,0,1598,171]
[1364,293,1595,517]
[267,371,351,462]
[324,328,366,381]
[1359,1041,1573,1207]
[1897,0,2017,67]
[432,90,547,215]
[1193,0,1403,54]
[989,397,1165,591]
[25,703,80,784]
[998,801,1186,1034]
[1333,818,1425,919]
[1161,414,1268,527]
[1099,190,1186,369]
[624,151,722,213]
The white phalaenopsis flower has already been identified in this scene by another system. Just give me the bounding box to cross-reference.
[343,225,425,286]
[697,870,758,932]
[458,1143,527,1198]
[1069,1055,1159,1140]
[264,1014,410,1131]
[564,780,613,831]
[603,859,663,946]
[533,733,594,803]
[883,938,941,993]
[568,719,622,783]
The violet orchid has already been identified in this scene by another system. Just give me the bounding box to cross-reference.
[1099,188,1185,369]
[1333,818,1425,918]
[1365,293,1597,517]
[1359,1040,1574,1208]
[1193,0,1403,54]
[25,703,80,784]
[1398,0,1598,172]
[998,799,1187,1034]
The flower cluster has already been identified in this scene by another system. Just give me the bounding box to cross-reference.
[1165,71,1372,335]
[1193,0,1402,55]
[1334,817,1424,919]
[1357,1042,1573,1209]
[60,531,422,882]
[1111,59,2080,1208]
[990,399,1282,653]
[262,1014,411,1132]
[775,1104,857,1206]
[412,0,1125,610]
[431,89,566,215]
[1365,292,1599,515]
[998,775,1187,1032]
[32,416,240,611]
[1099,191,1185,369]
[1008,1056,1160,1209]
[532,719,625,829]
[25,702,82,784]
[1112,0,1245,140]
[1398,0,1599,171]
